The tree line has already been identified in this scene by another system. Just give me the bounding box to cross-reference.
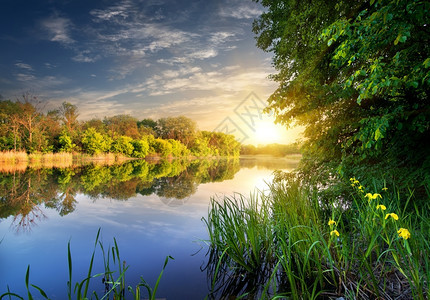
[241,143,301,157]
[0,94,241,158]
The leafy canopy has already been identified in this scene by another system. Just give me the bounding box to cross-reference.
[253,0,430,189]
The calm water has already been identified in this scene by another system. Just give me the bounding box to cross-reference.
[0,156,298,299]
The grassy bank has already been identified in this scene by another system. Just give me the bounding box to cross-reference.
[203,176,430,299]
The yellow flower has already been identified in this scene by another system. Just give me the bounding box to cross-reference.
[382,187,388,191]
[397,228,411,240]
[385,213,399,220]
[358,185,363,190]
[365,193,382,201]
[328,219,336,226]
[376,204,386,211]
[349,177,355,182]
[330,230,340,237]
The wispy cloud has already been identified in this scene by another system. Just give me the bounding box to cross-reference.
[218,1,263,19]
[15,63,34,71]
[40,15,75,45]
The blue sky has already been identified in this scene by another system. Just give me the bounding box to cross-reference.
[0,0,301,144]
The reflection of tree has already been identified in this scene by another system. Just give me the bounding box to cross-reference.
[45,168,79,216]
[0,170,51,233]
[0,158,244,228]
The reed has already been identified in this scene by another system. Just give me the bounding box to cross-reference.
[0,229,172,300]
[203,177,430,299]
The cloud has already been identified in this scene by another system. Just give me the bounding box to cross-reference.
[218,1,263,19]
[15,63,34,71]
[16,73,36,82]
[41,16,75,45]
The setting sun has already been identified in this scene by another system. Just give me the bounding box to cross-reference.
[253,120,284,144]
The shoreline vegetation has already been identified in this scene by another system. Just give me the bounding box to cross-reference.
[203,175,430,299]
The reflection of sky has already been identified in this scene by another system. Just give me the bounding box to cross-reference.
[0,163,295,299]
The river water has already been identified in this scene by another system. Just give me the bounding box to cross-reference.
[0,156,298,299]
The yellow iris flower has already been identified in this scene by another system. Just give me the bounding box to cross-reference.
[376,204,386,211]
[330,230,340,237]
[385,213,399,220]
[397,228,411,240]
[365,193,382,201]
[328,219,336,226]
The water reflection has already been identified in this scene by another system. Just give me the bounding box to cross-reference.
[0,158,247,232]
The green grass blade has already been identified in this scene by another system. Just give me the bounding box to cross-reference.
[67,241,72,300]
[25,265,33,300]
[151,256,174,300]
[30,284,49,299]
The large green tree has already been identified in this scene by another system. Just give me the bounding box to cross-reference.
[253,0,430,189]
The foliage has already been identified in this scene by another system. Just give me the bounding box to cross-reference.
[156,116,197,147]
[204,176,430,299]
[131,138,150,158]
[0,99,240,158]
[58,131,76,153]
[110,135,134,156]
[253,0,430,192]
[240,143,301,156]
[81,128,112,155]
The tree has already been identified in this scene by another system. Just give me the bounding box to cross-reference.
[253,0,430,189]
[14,93,46,152]
[0,100,22,151]
[131,139,150,158]
[81,127,112,155]
[156,116,197,147]
[58,102,79,134]
[103,115,140,139]
[137,118,158,136]
[111,135,134,156]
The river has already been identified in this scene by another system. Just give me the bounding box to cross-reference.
[0,156,298,299]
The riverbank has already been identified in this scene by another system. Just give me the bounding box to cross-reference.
[204,175,430,299]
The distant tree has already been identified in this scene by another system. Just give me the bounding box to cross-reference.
[168,139,190,157]
[82,118,106,134]
[58,131,76,152]
[58,102,79,134]
[111,135,134,156]
[131,139,150,158]
[156,116,197,147]
[14,93,46,152]
[151,138,173,157]
[104,115,140,139]
[81,127,112,155]
[0,100,22,150]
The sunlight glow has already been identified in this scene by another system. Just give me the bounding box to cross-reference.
[253,120,284,144]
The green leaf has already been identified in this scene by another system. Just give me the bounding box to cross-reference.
[399,35,407,43]
[410,81,418,88]
[423,58,430,68]
[374,128,381,141]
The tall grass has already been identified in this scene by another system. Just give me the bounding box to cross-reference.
[203,177,430,299]
[0,229,173,300]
